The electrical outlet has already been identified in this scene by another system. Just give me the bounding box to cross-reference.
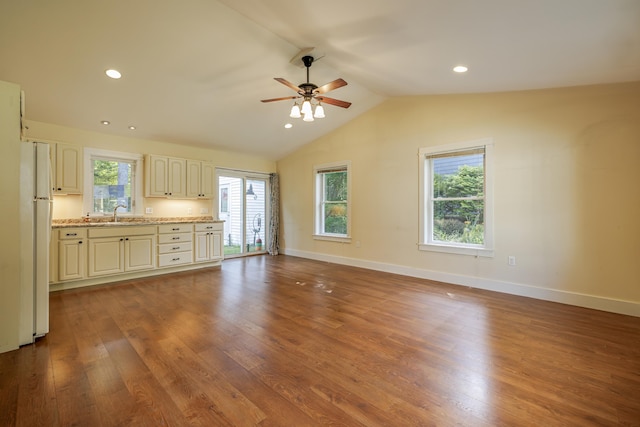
[200,208,209,214]
[508,256,516,266]
[145,207,153,214]
[187,208,192,215]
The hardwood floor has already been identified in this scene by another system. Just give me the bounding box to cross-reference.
[1,255,639,426]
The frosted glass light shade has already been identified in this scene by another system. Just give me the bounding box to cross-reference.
[290,104,301,118]
[303,111,314,122]
[314,104,325,118]
[301,100,312,115]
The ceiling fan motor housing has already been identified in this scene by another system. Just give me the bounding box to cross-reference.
[301,55,314,68]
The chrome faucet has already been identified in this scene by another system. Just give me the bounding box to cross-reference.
[113,204,127,222]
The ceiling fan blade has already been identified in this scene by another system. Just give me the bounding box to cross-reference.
[315,78,348,94]
[317,96,352,109]
[261,96,299,103]
[274,78,302,93]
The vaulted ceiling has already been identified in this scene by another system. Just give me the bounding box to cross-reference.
[1,0,639,160]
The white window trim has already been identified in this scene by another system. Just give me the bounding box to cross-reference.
[83,148,144,217]
[418,138,494,257]
[313,160,352,243]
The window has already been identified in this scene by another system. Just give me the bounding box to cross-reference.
[419,139,494,256]
[314,161,351,242]
[83,148,143,217]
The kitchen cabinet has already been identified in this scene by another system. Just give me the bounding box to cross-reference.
[50,221,224,290]
[51,143,82,194]
[57,228,86,281]
[186,160,215,198]
[157,223,193,267]
[194,223,223,262]
[145,155,186,197]
[87,226,156,277]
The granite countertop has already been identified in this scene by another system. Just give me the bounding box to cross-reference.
[52,216,221,228]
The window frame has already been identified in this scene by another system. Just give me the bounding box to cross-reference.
[313,161,351,243]
[419,138,494,257]
[83,148,144,217]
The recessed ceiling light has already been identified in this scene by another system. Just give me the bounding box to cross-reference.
[105,69,122,79]
[284,123,293,129]
[453,65,468,73]
[128,125,136,130]
[101,120,110,125]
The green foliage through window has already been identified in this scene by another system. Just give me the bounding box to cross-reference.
[318,169,348,235]
[92,159,133,214]
[431,154,484,245]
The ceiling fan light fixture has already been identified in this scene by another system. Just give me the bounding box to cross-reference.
[261,52,350,123]
[301,99,312,115]
[290,104,301,118]
[302,111,314,122]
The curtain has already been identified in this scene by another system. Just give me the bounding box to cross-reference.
[268,173,280,255]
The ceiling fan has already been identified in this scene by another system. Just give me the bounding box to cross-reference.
[261,55,351,121]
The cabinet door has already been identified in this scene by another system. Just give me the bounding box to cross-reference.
[125,235,156,271]
[210,230,223,260]
[145,155,168,197]
[58,240,85,281]
[167,158,186,197]
[55,143,82,194]
[88,237,124,277]
[186,160,201,198]
[200,162,215,198]
[194,231,210,262]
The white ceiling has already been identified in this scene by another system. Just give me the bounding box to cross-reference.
[1,0,639,160]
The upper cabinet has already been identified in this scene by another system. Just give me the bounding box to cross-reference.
[146,155,213,199]
[186,160,214,199]
[52,143,82,194]
[145,155,187,198]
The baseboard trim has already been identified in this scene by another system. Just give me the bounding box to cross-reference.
[282,248,640,317]
[49,262,222,292]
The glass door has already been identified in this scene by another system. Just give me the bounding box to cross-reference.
[217,172,268,257]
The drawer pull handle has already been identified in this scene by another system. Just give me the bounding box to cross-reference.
[172,246,180,250]
[172,228,180,231]
[66,233,77,236]
[172,237,180,240]
[172,257,180,261]
[205,226,213,229]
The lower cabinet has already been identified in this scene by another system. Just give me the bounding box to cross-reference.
[87,226,156,277]
[58,228,87,281]
[194,223,223,262]
[51,221,224,288]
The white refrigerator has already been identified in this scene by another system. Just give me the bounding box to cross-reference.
[19,141,52,345]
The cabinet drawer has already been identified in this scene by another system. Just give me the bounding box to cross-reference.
[58,228,87,240]
[194,222,223,232]
[158,224,193,234]
[157,242,192,254]
[158,233,192,244]
[158,251,193,267]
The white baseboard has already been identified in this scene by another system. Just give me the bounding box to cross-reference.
[282,248,640,317]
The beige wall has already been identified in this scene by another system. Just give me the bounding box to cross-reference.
[0,81,22,352]
[277,81,640,315]
[24,120,276,220]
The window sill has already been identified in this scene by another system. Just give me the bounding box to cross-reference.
[313,234,352,243]
[419,243,494,257]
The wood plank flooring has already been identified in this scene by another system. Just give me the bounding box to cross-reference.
[1,255,639,426]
